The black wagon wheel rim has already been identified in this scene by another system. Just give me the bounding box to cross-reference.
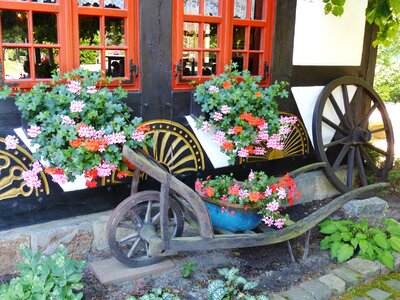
[313,76,394,193]
[106,191,184,267]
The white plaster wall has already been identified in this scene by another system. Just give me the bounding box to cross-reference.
[293,0,368,66]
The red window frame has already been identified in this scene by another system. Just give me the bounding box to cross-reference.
[0,0,140,90]
[172,0,276,90]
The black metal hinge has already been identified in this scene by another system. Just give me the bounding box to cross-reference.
[262,61,270,81]
[122,58,138,84]
[0,59,18,87]
[175,59,191,83]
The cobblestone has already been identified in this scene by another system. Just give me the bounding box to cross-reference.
[366,288,392,300]
[318,273,346,295]
[346,257,381,280]
[299,279,333,300]
[332,266,363,288]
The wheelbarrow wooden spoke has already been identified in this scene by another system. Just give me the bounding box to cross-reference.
[127,238,141,258]
[359,146,380,174]
[151,212,161,223]
[370,127,387,134]
[323,136,349,149]
[145,200,153,223]
[355,147,368,186]
[346,147,355,188]
[322,116,347,135]
[328,94,350,129]
[117,232,139,244]
[359,103,378,128]
[341,84,354,127]
[364,142,388,157]
[332,144,350,171]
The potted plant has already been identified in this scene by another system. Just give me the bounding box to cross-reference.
[193,63,297,164]
[195,170,300,232]
[2,68,151,188]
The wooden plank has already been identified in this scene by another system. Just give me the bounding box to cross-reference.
[214,228,234,235]
[244,230,257,235]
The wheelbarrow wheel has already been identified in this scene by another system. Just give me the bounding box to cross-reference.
[107,190,184,267]
[313,76,394,193]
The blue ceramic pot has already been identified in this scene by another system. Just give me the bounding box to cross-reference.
[204,200,262,232]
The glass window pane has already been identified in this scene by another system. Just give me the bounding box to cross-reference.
[34,48,59,78]
[105,0,124,9]
[249,53,260,75]
[106,17,125,46]
[251,0,264,20]
[80,50,101,72]
[106,50,125,77]
[78,0,99,7]
[234,0,246,19]
[183,22,199,48]
[79,16,100,46]
[3,48,30,79]
[182,51,198,76]
[203,23,218,49]
[232,53,244,71]
[250,27,262,50]
[32,0,57,3]
[184,0,200,15]
[33,13,58,44]
[202,52,217,76]
[233,26,245,50]
[1,11,28,43]
[205,0,219,16]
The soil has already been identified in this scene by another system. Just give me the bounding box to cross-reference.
[2,188,400,300]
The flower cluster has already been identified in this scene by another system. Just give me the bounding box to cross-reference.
[195,171,300,228]
[6,68,151,189]
[194,63,296,164]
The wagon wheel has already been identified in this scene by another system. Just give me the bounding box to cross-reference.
[313,76,394,193]
[107,191,184,267]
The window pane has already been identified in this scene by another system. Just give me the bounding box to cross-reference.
[34,48,59,78]
[79,16,100,46]
[33,13,58,44]
[203,23,218,49]
[249,53,260,75]
[106,17,125,46]
[205,0,219,16]
[183,22,199,48]
[78,0,99,7]
[106,50,125,77]
[234,0,246,19]
[32,0,57,3]
[80,50,101,72]
[3,48,30,79]
[1,11,28,43]
[250,27,262,50]
[182,51,198,76]
[202,52,217,76]
[105,0,124,9]
[184,0,200,15]
[233,26,245,50]
[232,53,244,71]
[251,0,264,20]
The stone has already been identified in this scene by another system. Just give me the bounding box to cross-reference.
[346,257,381,280]
[366,288,392,300]
[267,294,286,300]
[314,169,343,200]
[392,252,400,270]
[343,197,388,218]
[89,257,175,284]
[385,279,400,291]
[300,279,333,300]
[332,266,363,287]
[281,287,314,300]
[0,235,30,275]
[91,212,112,251]
[318,273,346,295]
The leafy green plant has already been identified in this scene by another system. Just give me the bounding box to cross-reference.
[0,244,86,300]
[319,218,400,269]
[388,159,400,192]
[125,288,181,300]
[207,267,268,300]
[181,261,198,278]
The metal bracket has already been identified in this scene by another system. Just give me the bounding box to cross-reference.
[175,59,191,83]
[262,61,270,81]
[0,59,18,87]
[122,58,138,84]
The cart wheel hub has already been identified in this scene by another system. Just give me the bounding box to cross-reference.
[351,127,371,143]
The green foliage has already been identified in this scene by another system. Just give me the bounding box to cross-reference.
[388,159,400,192]
[125,288,181,300]
[181,261,198,278]
[319,218,400,269]
[0,245,86,300]
[207,267,268,300]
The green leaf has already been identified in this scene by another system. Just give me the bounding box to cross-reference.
[337,244,354,262]
[379,251,395,269]
[350,238,359,249]
[390,0,400,14]
[320,236,332,250]
[332,0,345,6]
[374,233,389,250]
[324,3,333,14]
[332,5,345,16]
[320,223,338,235]
[390,236,400,253]
[330,241,343,259]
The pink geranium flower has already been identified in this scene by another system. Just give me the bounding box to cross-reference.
[5,135,19,150]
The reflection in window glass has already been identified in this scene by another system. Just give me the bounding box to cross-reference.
[250,27,262,50]
[232,53,244,71]
[249,53,260,75]
[106,50,125,77]
[202,52,217,76]
[233,26,245,50]
[205,0,219,16]
[78,0,99,7]
[251,0,264,20]
[33,13,58,44]
[106,17,125,46]
[105,0,124,9]
[80,50,101,72]
[32,0,57,3]
[35,48,59,78]
[183,51,198,76]
[1,11,28,43]
[3,48,30,79]
[234,0,246,19]
[184,0,200,15]
[183,23,199,48]
[79,16,100,46]
[203,24,218,49]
